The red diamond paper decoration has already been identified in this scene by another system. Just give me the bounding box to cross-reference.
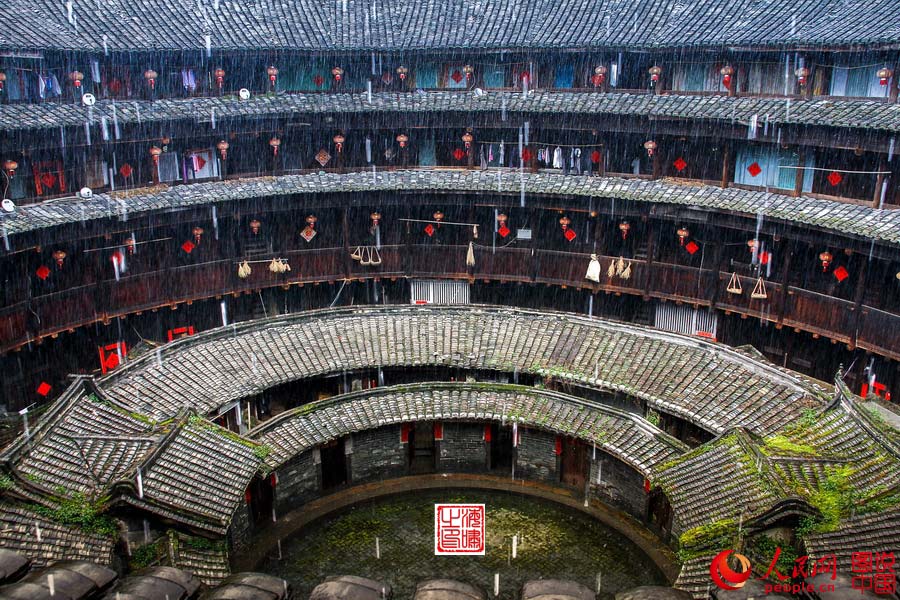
[300,226,317,243]
[40,172,57,189]
[111,250,124,265]
[827,171,843,186]
[181,240,195,254]
[833,266,849,282]
[36,382,51,396]
[453,148,466,161]
[424,224,435,237]
[498,225,510,238]
[36,265,50,280]
[760,251,771,265]
[673,157,688,172]
[521,148,532,162]
[451,70,463,84]
[313,74,324,87]
[591,150,601,164]
[685,240,700,255]
[747,162,762,177]
[193,155,207,172]
[564,228,577,242]
[315,149,332,167]
[381,72,393,84]
[119,163,133,178]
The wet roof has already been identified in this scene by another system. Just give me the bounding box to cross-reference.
[2,92,900,135]
[252,382,687,476]
[1,0,899,51]
[99,305,829,433]
[5,171,899,247]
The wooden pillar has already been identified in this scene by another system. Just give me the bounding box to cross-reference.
[341,206,352,280]
[597,147,606,177]
[643,218,655,300]
[709,241,725,309]
[793,148,806,197]
[651,150,661,180]
[720,143,732,189]
[849,254,869,349]
[777,243,793,326]
[873,157,888,208]
[890,67,899,103]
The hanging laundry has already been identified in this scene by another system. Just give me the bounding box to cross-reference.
[90,60,101,84]
[552,146,564,169]
[181,69,197,92]
[499,141,505,164]
[488,144,494,163]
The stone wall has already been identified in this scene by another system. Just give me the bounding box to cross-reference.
[515,427,559,483]
[438,423,487,473]
[588,452,648,520]
[350,425,407,483]
[273,449,319,515]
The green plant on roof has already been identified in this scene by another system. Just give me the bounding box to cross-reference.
[805,465,857,533]
[762,435,817,457]
[253,444,272,460]
[0,474,13,491]
[30,492,118,537]
[646,408,660,427]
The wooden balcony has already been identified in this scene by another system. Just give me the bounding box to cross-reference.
[1,245,899,361]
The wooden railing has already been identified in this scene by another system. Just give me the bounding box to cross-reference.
[2,245,899,360]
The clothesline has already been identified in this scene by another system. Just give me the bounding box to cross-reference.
[83,237,172,253]
[778,165,891,175]
[476,140,601,148]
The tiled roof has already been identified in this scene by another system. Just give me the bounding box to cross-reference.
[654,431,782,534]
[0,502,115,567]
[0,0,898,51]
[253,383,687,476]
[674,554,718,600]
[135,420,262,529]
[2,92,900,134]
[100,306,828,433]
[804,506,900,572]
[0,381,260,532]
[0,383,157,498]
[5,170,898,247]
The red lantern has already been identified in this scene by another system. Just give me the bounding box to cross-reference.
[676,227,690,246]
[306,215,317,229]
[370,212,381,228]
[463,65,474,81]
[192,227,204,244]
[267,66,279,87]
[249,219,261,235]
[52,250,67,268]
[68,71,84,88]
[433,211,444,223]
[619,221,631,240]
[747,239,759,253]
[559,216,571,231]
[333,134,345,153]
[795,67,809,87]
[396,66,408,81]
[124,237,135,255]
[592,65,607,87]
[648,66,662,84]
[0,72,6,92]
[643,140,657,157]
[720,65,734,89]
[878,68,893,86]
[396,134,409,148]
[149,146,162,166]
[216,140,229,160]
[3,159,18,177]
[269,137,281,156]
[331,67,344,82]
[819,251,833,272]
[461,132,473,149]
[214,68,225,89]
[144,69,157,90]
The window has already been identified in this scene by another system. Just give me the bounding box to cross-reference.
[734,146,813,192]
[830,64,883,98]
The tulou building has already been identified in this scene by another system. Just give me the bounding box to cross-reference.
[0,0,898,598]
